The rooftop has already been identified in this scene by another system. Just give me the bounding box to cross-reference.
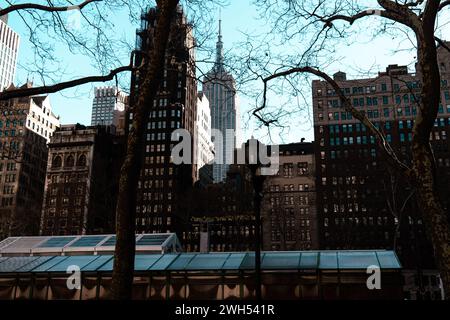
[0,250,401,274]
[0,234,182,257]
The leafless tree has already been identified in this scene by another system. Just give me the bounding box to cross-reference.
[237,0,450,296]
[0,0,226,299]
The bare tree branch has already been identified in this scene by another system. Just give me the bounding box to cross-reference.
[257,66,412,175]
[435,36,450,52]
[0,0,101,16]
[439,0,450,11]
[0,65,133,100]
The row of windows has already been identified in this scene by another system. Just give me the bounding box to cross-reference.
[267,184,311,192]
[271,229,311,242]
[149,110,182,119]
[49,185,85,196]
[143,167,174,176]
[281,162,309,177]
[324,217,395,230]
[319,149,377,161]
[141,192,172,201]
[322,118,450,137]
[0,162,17,172]
[139,179,174,190]
[51,155,87,168]
[50,174,86,184]
[0,119,24,128]
[269,196,310,206]
[138,205,172,214]
[147,121,181,130]
[48,197,84,206]
[317,81,423,97]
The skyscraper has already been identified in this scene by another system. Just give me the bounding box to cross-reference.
[203,19,239,183]
[91,86,127,126]
[129,6,198,236]
[0,15,19,92]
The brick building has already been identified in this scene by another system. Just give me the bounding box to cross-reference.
[312,42,450,299]
[262,142,318,251]
[39,124,123,236]
[0,86,60,238]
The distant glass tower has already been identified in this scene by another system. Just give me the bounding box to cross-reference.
[91,86,127,126]
[0,15,20,92]
[202,18,239,183]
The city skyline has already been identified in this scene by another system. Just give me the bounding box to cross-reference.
[6,3,442,144]
[0,1,449,302]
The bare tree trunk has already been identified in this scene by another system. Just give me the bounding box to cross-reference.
[110,0,180,300]
[412,16,450,297]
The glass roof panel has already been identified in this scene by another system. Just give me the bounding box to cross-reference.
[338,252,379,269]
[82,255,113,271]
[37,237,76,248]
[47,256,100,272]
[222,253,246,270]
[299,252,319,269]
[68,236,107,247]
[135,254,163,271]
[240,253,267,270]
[16,256,54,272]
[99,236,116,247]
[0,257,41,272]
[136,235,169,246]
[186,253,230,270]
[99,235,141,247]
[167,253,196,270]
[319,252,338,269]
[149,254,179,271]
[32,256,69,272]
[262,252,301,270]
[376,251,401,269]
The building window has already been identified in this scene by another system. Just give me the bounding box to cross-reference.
[65,155,75,167]
[52,156,62,168]
[77,155,87,167]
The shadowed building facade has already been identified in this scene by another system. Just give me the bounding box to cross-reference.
[129,6,198,237]
[0,86,60,239]
[40,124,123,236]
[262,142,318,251]
[313,43,450,299]
[184,164,255,252]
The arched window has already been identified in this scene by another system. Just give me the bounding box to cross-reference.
[52,156,62,168]
[77,155,87,167]
[65,155,75,167]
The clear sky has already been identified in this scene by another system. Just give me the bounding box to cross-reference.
[6,1,450,145]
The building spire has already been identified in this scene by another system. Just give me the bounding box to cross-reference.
[215,12,224,70]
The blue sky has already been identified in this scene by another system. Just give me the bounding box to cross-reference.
[6,1,450,144]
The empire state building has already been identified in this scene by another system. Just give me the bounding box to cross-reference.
[202,19,240,183]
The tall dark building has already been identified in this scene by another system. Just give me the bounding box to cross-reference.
[313,43,450,299]
[129,6,198,236]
